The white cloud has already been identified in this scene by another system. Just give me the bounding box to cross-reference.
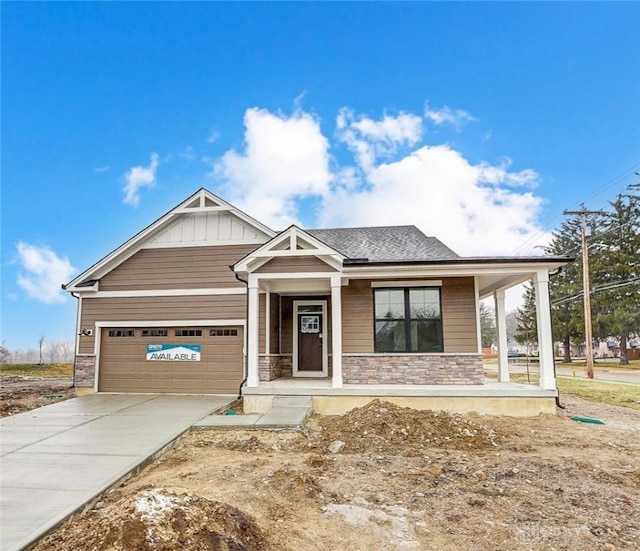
[212,107,332,228]
[424,104,477,130]
[337,108,423,169]
[207,129,220,144]
[319,142,545,256]
[16,243,76,304]
[210,104,547,255]
[93,165,110,173]
[123,153,159,206]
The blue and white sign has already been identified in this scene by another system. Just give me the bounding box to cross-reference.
[146,344,201,361]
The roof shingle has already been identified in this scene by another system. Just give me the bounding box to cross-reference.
[306,226,459,262]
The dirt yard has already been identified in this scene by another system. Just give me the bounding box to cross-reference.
[12,382,633,551]
[3,376,638,550]
[0,375,74,417]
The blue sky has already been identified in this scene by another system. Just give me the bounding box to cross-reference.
[2,2,639,351]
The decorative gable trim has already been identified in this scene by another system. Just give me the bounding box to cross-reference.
[234,225,345,275]
[64,188,275,292]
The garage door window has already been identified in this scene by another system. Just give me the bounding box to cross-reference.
[141,329,168,337]
[175,329,202,337]
[210,328,238,336]
[108,330,135,338]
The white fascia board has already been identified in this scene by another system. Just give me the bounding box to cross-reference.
[343,262,564,279]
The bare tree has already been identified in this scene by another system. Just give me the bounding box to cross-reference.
[0,340,10,363]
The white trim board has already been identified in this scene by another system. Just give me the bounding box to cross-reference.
[85,288,247,298]
[371,280,442,288]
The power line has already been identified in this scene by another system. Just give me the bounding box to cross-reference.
[509,162,640,255]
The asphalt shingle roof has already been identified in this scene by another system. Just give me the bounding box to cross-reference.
[306,226,459,262]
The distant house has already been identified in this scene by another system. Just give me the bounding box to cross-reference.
[64,189,571,415]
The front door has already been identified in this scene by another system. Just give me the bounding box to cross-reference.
[293,302,327,377]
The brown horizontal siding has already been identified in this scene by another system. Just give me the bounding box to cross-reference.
[78,294,246,354]
[255,256,337,273]
[342,280,374,353]
[270,294,280,354]
[99,245,257,291]
[442,277,478,353]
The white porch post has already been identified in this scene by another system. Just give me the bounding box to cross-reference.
[330,274,343,388]
[533,270,556,390]
[494,289,510,383]
[246,275,260,388]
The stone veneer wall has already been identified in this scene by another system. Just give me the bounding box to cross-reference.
[342,354,483,385]
[258,354,293,381]
[74,356,96,388]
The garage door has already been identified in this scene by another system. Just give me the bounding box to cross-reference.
[98,326,243,393]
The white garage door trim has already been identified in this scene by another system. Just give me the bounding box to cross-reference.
[94,319,246,392]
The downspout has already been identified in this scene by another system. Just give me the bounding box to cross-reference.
[548,267,565,409]
[62,283,80,390]
[233,270,249,398]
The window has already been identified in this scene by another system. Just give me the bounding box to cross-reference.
[108,330,135,338]
[374,288,443,353]
[210,328,238,337]
[175,329,202,337]
[141,329,168,337]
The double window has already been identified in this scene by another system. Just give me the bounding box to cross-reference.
[374,288,443,353]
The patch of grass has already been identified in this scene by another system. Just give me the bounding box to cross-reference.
[0,363,73,378]
[557,359,640,370]
[484,370,640,409]
[556,377,640,409]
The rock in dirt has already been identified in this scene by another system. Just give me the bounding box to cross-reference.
[32,488,272,551]
[328,440,346,454]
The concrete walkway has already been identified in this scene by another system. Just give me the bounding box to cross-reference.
[194,396,313,430]
[0,393,233,551]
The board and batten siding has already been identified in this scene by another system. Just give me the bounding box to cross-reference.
[254,256,337,273]
[341,277,478,354]
[78,294,247,354]
[99,245,258,291]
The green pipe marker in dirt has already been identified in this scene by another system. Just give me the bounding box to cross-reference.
[570,415,605,425]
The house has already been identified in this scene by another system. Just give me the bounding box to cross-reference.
[64,189,572,416]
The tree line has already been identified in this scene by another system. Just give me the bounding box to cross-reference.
[516,185,640,364]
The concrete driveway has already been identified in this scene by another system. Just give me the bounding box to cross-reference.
[0,393,233,551]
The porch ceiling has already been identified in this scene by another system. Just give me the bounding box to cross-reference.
[477,272,535,298]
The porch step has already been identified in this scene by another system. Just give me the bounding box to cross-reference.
[271,396,313,408]
[192,395,313,430]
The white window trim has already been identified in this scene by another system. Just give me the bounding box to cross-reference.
[371,280,442,288]
[292,300,328,378]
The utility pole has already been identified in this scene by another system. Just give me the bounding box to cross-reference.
[563,205,606,379]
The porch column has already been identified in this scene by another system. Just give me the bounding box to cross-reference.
[246,275,260,388]
[533,270,556,391]
[331,274,343,388]
[494,289,510,382]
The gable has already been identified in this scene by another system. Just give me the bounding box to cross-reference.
[233,225,345,275]
[144,209,269,248]
[65,188,275,292]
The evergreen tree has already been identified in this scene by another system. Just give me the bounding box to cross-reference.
[544,217,585,362]
[515,282,538,354]
[590,188,640,364]
[480,302,496,348]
